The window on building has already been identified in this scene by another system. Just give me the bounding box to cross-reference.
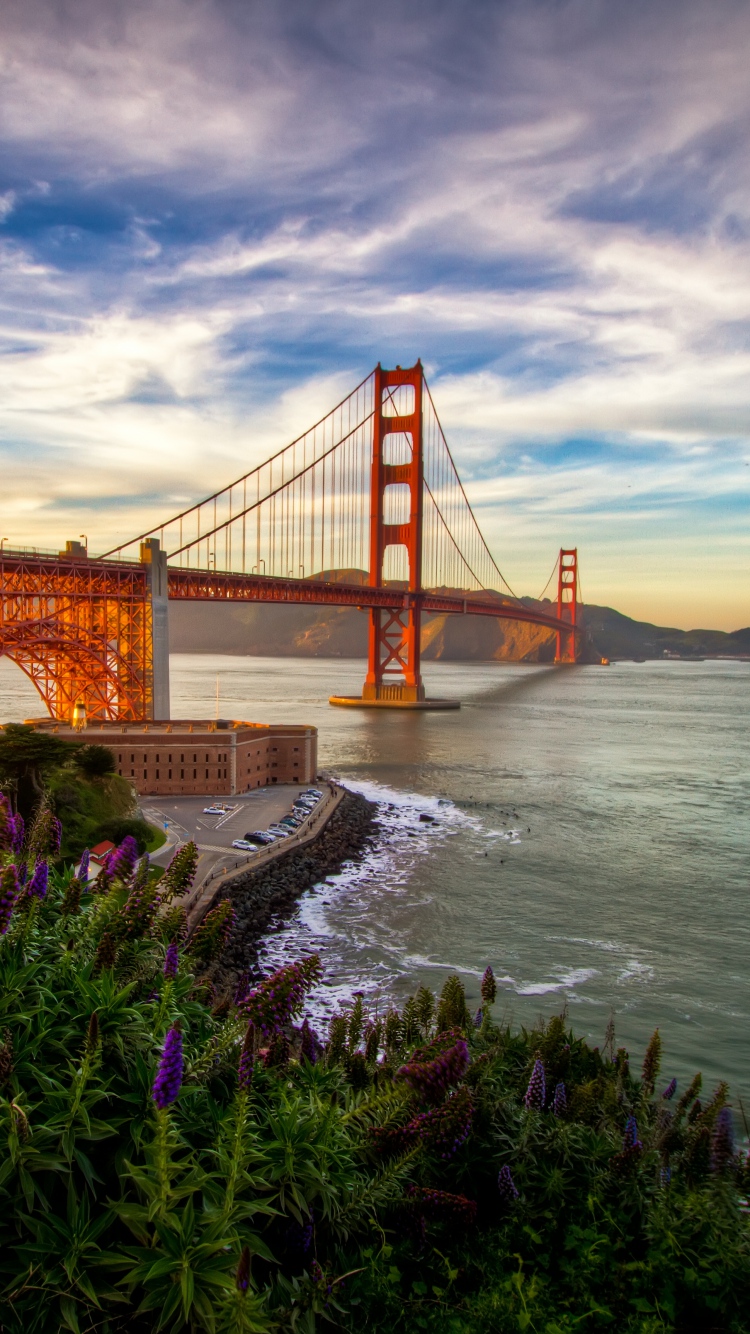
[130,753,134,762]
[293,746,299,752]
[180,769,184,779]
[143,769,147,778]
[168,754,172,763]
[193,768,196,778]
[130,768,134,776]
[156,770,159,778]
[293,762,299,768]
[156,754,160,762]
[205,769,208,778]
[180,754,184,763]
[118,753,122,761]
[168,769,172,778]
[193,753,197,763]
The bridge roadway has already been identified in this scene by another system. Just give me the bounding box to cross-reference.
[0,551,578,639]
[168,566,575,637]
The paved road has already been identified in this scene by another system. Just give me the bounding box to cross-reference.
[141,784,321,886]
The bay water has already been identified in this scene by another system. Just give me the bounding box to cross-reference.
[1,654,748,1103]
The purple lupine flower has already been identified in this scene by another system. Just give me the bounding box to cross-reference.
[112,835,139,881]
[163,942,179,979]
[371,1086,473,1161]
[0,865,20,934]
[661,1077,677,1100]
[0,796,12,851]
[233,971,250,1006]
[238,1024,255,1091]
[710,1106,734,1174]
[473,1007,483,1028]
[398,1038,470,1103]
[78,848,90,881]
[236,1246,251,1294]
[524,1058,546,1110]
[10,813,24,855]
[241,956,322,1037]
[553,1081,567,1117]
[480,965,497,1007]
[28,860,49,900]
[17,863,28,887]
[623,1115,642,1150]
[497,1164,519,1203]
[660,1164,672,1187]
[152,1024,183,1109]
[300,1017,319,1065]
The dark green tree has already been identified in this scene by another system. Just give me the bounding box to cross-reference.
[0,723,79,819]
[74,744,116,778]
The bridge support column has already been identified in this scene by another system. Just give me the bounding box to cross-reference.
[140,538,170,719]
[331,360,458,710]
[554,548,579,664]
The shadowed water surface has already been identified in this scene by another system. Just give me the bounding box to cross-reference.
[2,654,748,1100]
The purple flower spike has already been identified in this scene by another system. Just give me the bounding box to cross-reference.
[710,1106,734,1174]
[300,1017,319,1065]
[50,816,62,856]
[163,942,179,979]
[238,1024,255,1090]
[78,848,90,881]
[11,813,25,855]
[473,1007,483,1028]
[152,1024,183,1109]
[497,1164,519,1203]
[524,1058,546,1110]
[661,1077,677,1100]
[553,1081,567,1117]
[623,1115,642,1150]
[0,864,20,934]
[0,796,12,851]
[28,860,49,900]
[112,835,139,880]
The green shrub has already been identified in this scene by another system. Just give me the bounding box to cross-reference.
[89,815,155,854]
[0,808,748,1334]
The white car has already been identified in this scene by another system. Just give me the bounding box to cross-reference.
[203,805,227,815]
[232,839,256,851]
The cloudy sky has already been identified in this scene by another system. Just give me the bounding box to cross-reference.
[1,0,749,629]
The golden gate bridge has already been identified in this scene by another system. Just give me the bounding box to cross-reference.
[0,361,581,721]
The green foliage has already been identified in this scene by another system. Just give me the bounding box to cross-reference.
[74,744,117,778]
[0,815,748,1333]
[89,816,155,855]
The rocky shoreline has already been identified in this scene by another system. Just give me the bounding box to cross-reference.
[207,786,378,989]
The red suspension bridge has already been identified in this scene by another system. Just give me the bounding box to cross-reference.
[0,361,581,721]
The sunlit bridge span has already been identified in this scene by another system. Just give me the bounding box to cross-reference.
[0,361,582,721]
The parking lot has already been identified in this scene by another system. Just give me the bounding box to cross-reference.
[141,784,323,884]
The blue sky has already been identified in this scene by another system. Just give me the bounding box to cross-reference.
[1,0,749,629]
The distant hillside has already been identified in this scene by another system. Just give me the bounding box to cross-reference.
[168,578,750,662]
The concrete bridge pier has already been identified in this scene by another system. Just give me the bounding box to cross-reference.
[140,538,170,720]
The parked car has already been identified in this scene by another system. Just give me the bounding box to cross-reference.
[268,824,291,837]
[302,789,323,798]
[203,804,228,815]
[231,839,256,851]
[244,831,275,845]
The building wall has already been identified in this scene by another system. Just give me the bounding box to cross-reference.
[30,719,317,796]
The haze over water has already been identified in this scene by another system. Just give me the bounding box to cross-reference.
[2,654,748,1101]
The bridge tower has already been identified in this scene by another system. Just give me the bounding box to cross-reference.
[363,361,426,704]
[555,548,579,664]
